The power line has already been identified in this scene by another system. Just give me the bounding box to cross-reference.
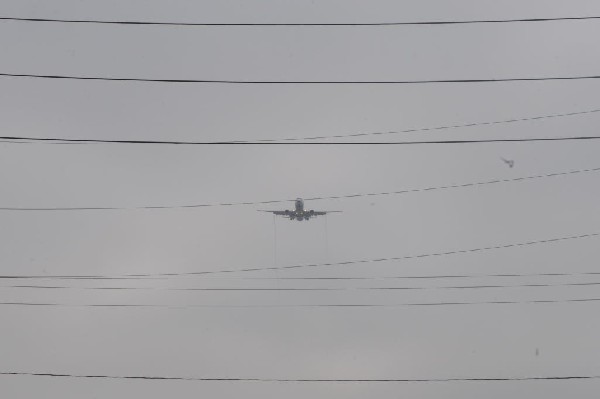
[5,280,600,292]
[0,232,597,279]
[2,297,600,309]
[1,166,598,211]
[2,271,600,282]
[3,108,599,145]
[239,108,600,142]
[2,15,600,27]
[188,233,598,277]
[3,371,599,383]
[221,272,600,281]
[5,135,600,146]
[0,276,164,280]
[2,72,600,85]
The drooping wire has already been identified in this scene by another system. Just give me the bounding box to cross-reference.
[2,15,600,27]
[236,108,600,142]
[2,297,600,308]
[2,271,600,282]
[2,370,599,383]
[5,135,600,146]
[0,231,597,279]
[4,280,600,292]
[2,72,600,85]
[2,108,599,144]
[0,166,597,211]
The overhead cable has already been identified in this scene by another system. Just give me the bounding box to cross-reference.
[2,72,600,85]
[0,232,597,279]
[2,108,599,145]
[238,108,600,142]
[2,15,600,27]
[2,297,600,308]
[218,271,600,281]
[3,371,599,383]
[0,166,598,211]
[3,271,600,282]
[4,280,600,292]
[5,135,600,146]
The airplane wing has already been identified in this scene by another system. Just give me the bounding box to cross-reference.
[258,210,341,219]
[310,210,342,216]
[258,210,289,216]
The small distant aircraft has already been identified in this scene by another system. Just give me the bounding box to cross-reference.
[259,198,341,221]
[501,157,515,168]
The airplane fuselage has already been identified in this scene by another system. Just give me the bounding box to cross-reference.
[290,198,313,221]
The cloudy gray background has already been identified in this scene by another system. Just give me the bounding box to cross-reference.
[1,0,600,397]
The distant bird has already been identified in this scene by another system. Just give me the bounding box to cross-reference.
[501,157,515,168]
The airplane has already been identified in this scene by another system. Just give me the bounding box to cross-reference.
[259,198,341,221]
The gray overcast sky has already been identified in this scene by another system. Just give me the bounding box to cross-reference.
[2,1,600,397]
